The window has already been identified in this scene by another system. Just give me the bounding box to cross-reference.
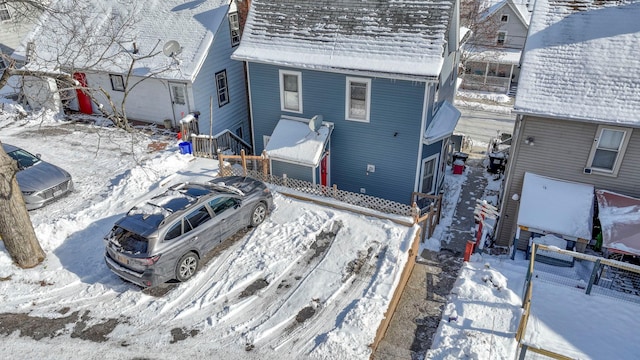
[229,12,241,47]
[279,70,302,113]
[501,14,509,22]
[109,74,125,91]
[586,125,632,175]
[497,31,507,46]
[208,197,237,215]
[420,155,438,194]
[432,81,440,116]
[0,3,11,21]
[345,77,371,122]
[184,205,212,232]
[235,125,243,139]
[164,221,183,241]
[263,135,270,149]
[215,70,229,106]
[171,84,186,105]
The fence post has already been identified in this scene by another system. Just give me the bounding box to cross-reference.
[333,184,338,198]
[218,154,225,177]
[522,243,536,306]
[240,149,247,177]
[428,203,435,238]
[585,259,601,295]
[436,193,443,225]
[261,150,269,180]
[411,202,419,224]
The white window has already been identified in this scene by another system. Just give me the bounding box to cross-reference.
[497,31,507,46]
[0,3,11,21]
[229,12,240,47]
[432,81,440,116]
[345,77,371,122]
[279,70,302,113]
[501,14,509,22]
[586,125,632,176]
[109,74,125,91]
[215,70,229,106]
[420,155,439,194]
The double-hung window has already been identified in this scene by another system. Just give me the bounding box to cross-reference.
[345,77,371,122]
[109,74,125,91]
[586,125,631,176]
[497,31,507,46]
[229,12,241,47]
[215,70,229,107]
[279,70,302,113]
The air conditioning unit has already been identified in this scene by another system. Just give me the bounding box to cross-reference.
[583,168,592,174]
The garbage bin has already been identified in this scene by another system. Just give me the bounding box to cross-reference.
[487,152,506,173]
[453,159,465,175]
[452,151,469,164]
[179,141,192,155]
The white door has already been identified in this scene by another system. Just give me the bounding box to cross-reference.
[169,82,190,123]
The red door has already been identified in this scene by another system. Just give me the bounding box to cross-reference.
[73,73,93,114]
[321,153,328,186]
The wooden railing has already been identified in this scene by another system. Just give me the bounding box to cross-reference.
[190,130,252,158]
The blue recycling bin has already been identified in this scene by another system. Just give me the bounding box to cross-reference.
[179,141,192,155]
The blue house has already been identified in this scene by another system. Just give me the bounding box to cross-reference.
[232,0,461,204]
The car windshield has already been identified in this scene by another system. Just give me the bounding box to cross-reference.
[7,149,41,170]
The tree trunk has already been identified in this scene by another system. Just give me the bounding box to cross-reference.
[0,142,45,268]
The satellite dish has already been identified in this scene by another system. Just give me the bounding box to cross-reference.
[163,40,182,57]
[309,115,323,133]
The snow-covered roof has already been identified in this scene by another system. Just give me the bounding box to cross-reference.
[14,0,231,82]
[265,117,332,167]
[517,172,594,240]
[232,0,456,79]
[483,0,532,26]
[514,0,640,126]
[424,101,461,145]
[596,189,640,256]
[464,45,522,65]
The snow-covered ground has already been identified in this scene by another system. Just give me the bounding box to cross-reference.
[1,101,639,359]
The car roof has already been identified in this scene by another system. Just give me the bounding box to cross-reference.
[116,182,234,236]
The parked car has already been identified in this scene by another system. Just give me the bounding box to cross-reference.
[2,143,74,210]
[104,176,274,288]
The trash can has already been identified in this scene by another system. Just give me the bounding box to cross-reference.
[452,151,469,164]
[453,159,465,175]
[179,141,192,155]
[487,152,506,173]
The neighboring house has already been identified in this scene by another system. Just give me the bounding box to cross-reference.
[461,0,532,95]
[495,0,640,250]
[232,0,462,204]
[12,0,250,143]
[0,2,39,71]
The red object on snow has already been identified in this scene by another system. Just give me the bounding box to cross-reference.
[464,240,476,262]
[453,163,464,175]
[177,131,182,140]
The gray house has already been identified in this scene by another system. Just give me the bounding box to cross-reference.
[232,0,462,204]
[0,2,39,71]
[12,0,250,142]
[495,0,640,250]
[461,0,532,95]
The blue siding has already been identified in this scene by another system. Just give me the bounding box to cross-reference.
[247,62,439,204]
[192,14,250,142]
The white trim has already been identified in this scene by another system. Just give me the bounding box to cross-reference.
[585,125,632,177]
[345,76,371,122]
[279,69,303,113]
[414,84,429,193]
[431,81,440,116]
[247,63,256,152]
[262,135,270,149]
[419,153,439,195]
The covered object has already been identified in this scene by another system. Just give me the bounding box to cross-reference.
[517,172,594,242]
[596,190,640,256]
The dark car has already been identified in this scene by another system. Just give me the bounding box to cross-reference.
[2,143,74,210]
[104,176,274,288]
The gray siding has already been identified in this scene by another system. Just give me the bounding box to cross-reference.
[496,115,640,248]
[192,13,250,142]
[246,62,438,203]
[474,4,529,50]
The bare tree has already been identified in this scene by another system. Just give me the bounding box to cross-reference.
[459,0,503,73]
[0,140,45,268]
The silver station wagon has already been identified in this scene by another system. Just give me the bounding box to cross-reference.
[104,176,273,288]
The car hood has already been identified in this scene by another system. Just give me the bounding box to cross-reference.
[16,161,71,192]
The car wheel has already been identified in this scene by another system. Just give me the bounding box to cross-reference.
[250,203,267,227]
[176,252,199,282]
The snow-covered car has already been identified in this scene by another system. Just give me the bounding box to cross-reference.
[2,143,74,210]
[104,176,273,288]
